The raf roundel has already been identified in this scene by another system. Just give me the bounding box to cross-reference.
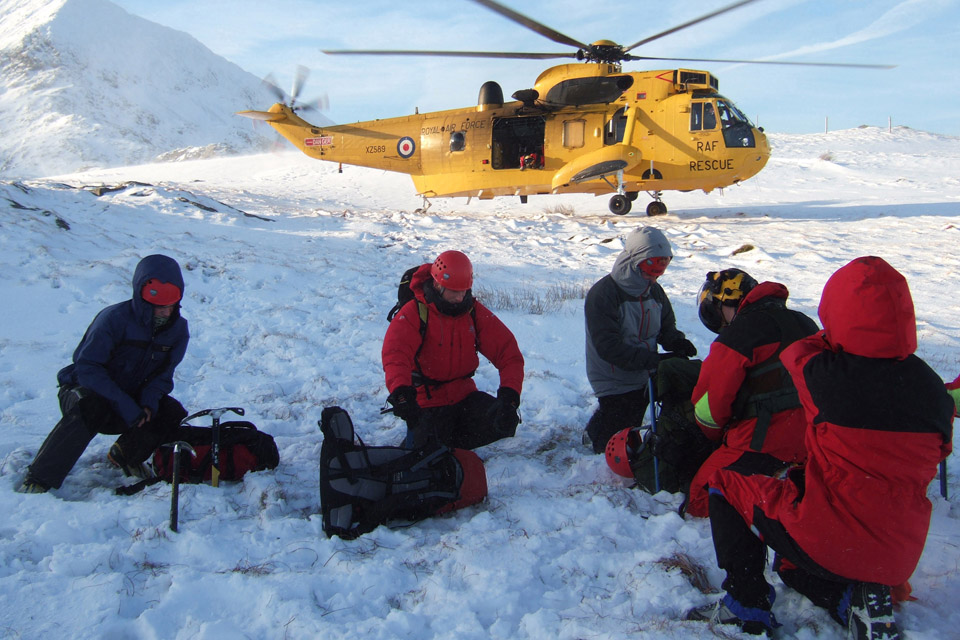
[397,136,416,159]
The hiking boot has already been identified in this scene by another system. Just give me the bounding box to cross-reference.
[17,479,49,494]
[848,582,902,640]
[108,444,154,479]
[687,594,775,636]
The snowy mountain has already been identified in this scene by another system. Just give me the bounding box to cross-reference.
[0,0,321,178]
[1,126,959,639]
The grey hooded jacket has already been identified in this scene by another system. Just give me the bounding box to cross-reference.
[584,227,688,397]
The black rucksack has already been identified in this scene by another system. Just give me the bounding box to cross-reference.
[318,406,487,539]
[386,265,426,324]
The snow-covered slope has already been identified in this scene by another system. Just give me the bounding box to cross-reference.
[1,127,958,639]
[0,0,298,178]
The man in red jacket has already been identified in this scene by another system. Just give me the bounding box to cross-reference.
[689,257,954,639]
[382,250,525,450]
[686,269,818,517]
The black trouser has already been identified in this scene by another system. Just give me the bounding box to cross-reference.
[405,391,512,450]
[585,387,649,454]
[709,489,852,624]
[27,385,186,489]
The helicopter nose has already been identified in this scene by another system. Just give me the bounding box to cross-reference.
[740,128,770,179]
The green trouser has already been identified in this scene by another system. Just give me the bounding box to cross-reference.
[631,357,717,495]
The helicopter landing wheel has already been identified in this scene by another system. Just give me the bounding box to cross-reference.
[609,194,632,215]
[625,191,639,202]
[646,201,667,216]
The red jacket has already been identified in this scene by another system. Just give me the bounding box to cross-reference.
[687,282,818,516]
[382,264,524,408]
[692,282,817,458]
[716,257,954,584]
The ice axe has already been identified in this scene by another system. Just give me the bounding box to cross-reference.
[181,407,245,487]
[646,375,661,494]
[161,440,197,532]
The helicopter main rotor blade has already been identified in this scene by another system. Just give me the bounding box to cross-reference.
[322,49,577,60]
[625,0,761,51]
[628,54,895,69]
[466,0,589,50]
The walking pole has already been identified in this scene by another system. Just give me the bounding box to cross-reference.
[647,375,660,493]
[941,459,949,500]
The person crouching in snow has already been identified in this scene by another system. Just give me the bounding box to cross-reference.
[382,250,524,450]
[688,256,954,638]
[18,254,190,493]
[582,226,696,454]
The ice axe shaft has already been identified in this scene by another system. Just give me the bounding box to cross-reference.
[163,441,197,532]
[647,375,660,494]
[181,407,244,488]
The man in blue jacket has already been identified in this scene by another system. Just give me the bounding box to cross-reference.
[18,254,190,493]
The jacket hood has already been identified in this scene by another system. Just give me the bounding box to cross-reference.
[610,227,673,296]
[739,281,789,310]
[410,263,433,303]
[818,256,916,359]
[131,254,185,325]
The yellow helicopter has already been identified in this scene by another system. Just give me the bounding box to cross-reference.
[238,0,890,216]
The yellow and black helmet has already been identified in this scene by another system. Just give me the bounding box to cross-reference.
[697,269,758,333]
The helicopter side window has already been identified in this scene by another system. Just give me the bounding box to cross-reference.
[563,119,585,148]
[450,131,466,152]
[690,103,703,131]
[604,107,627,145]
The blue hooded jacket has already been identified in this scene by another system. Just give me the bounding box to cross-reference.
[57,254,189,426]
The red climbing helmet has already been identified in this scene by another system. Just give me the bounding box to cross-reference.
[431,250,473,291]
[605,427,643,478]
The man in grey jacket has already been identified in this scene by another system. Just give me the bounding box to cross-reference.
[583,226,696,454]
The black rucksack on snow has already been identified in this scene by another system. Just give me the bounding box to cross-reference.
[318,406,487,539]
[116,416,280,495]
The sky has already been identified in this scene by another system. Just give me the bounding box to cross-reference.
[110,0,960,136]
[2,126,959,639]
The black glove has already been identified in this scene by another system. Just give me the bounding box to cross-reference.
[674,338,697,358]
[387,386,420,422]
[495,387,521,437]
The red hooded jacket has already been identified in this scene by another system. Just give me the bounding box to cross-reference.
[382,264,524,408]
[713,257,954,584]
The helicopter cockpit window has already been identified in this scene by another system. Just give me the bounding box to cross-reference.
[703,104,717,130]
[449,131,466,152]
[604,107,627,145]
[715,98,756,148]
[691,102,717,131]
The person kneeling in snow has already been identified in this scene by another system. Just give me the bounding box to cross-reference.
[582,226,696,454]
[689,256,954,638]
[382,250,524,450]
[18,254,189,493]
